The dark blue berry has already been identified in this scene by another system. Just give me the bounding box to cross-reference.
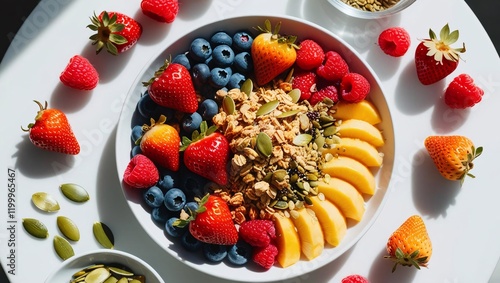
[227,73,246,90]
[233,51,253,74]
[179,168,208,199]
[232,31,253,52]
[227,241,253,266]
[212,45,235,67]
[210,67,232,88]
[189,38,212,62]
[172,53,191,70]
[164,188,186,211]
[158,174,175,191]
[165,217,185,237]
[210,31,232,47]
[151,205,172,224]
[143,186,165,208]
[130,145,142,158]
[181,231,203,251]
[182,112,202,134]
[199,84,217,99]
[203,244,228,262]
[191,63,211,89]
[131,125,143,144]
[183,201,199,216]
[199,99,219,121]
[137,92,157,118]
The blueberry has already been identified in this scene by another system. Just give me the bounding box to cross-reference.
[131,125,143,144]
[232,31,253,52]
[210,67,232,88]
[227,73,246,90]
[210,31,232,47]
[203,244,228,262]
[199,99,219,121]
[212,45,235,67]
[189,38,212,62]
[130,145,142,158]
[164,188,186,211]
[199,84,217,99]
[172,53,191,70]
[181,231,203,251]
[151,205,172,224]
[183,201,199,215]
[227,241,253,266]
[137,92,157,118]
[233,51,253,74]
[158,175,175,191]
[179,168,208,198]
[143,186,165,208]
[182,112,202,134]
[191,63,211,88]
[165,217,185,237]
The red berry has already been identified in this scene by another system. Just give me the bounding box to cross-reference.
[341,274,369,283]
[295,39,325,71]
[239,220,276,247]
[309,85,339,106]
[316,51,349,82]
[141,0,179,23]
[292,70,317,101]
[378,27,411,57]
[444,74,484,109]
[123,154,159,189]
[340,73,370,103]
[59,55,99,90]
[252,244,278,269]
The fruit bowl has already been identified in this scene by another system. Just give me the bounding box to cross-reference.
[115,15,395,282]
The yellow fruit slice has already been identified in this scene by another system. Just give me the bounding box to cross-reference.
[317,178,366,221]
[333,100,382,125]
[308,196,347,247]
[322,137,383,167]
[321,156,376,195]
[336,119,384,147]
[274,213,301,268]
[290,208,324,260]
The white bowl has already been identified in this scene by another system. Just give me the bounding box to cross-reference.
[327,0,416,19]
[115,15,395,282]
[44,249,165,283]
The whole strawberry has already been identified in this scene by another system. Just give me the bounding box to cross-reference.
[251,19,298,86]
[88,11,142,55]
[59,55,99,90]
[295,39,325,71]
[139,115,180,171]
[123,154,159,188]
[378,27,411,57]
[141,0,179,23]
[385,215,432,272]
[341,274,369,283]
[143,61,198,113]
[444,74,484,109]
[175,194,238,245]
[22,100,80,155]
[415,24,466,85]
[424,135,482,183]
[181,122,229,185]
[239,220,276,247]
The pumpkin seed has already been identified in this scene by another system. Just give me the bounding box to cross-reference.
[222,95,235,115]
[240,79,253,96]
[293,134,313,146]
[116,278,128,283]
[288,88,301,103]
[85,267,110,283]
[103,277,119,283]
[60,183,90,203]
[256,132,273,157]
[53,235,74,260]
[109,266,134,277]
[93,222,114,249]
[32,192,60,212]
[57,216,80,241]
[276,109,300,118]
[22,218,49,238]
[256,100,279,116]
[323,125,337,137]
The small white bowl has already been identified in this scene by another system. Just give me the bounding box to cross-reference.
[327,0,416,19]
[44,249,165,283]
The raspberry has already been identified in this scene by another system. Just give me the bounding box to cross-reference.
[252,243,278,269]
[59,55,99,90]
[378,27,411,57]
[309,85,339,106]
[444,73,484,109]
[340,73,370,103]
[292,70,317,101]
[316,51,349,81]
[239,219,276,247]
[295,39,325,71]
[123,154,159,188]
[341,274,369,283]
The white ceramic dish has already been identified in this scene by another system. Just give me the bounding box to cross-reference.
[44,249,165,283]
[115,15,395,282]
[327,0,416,19]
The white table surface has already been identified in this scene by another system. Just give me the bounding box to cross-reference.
[1,0,500,282]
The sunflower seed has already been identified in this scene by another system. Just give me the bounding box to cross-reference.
[31,192,60,212]
[53,235,74,260]
[57,216,80,241]
[60,183,90,203]
[22,218,49,238]
[93,222,114,249]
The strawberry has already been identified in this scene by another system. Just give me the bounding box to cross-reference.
[341,274,369,283]
[143,61,198,113]
[385,215,432,272]
[88,11,142,55]
[139,115,180,171]
[340,73,370,103]
[424,135,483,183]
[316,51,349,82]
[252,243,278,269]
[59,55,99,90]
[378,27,411,57]
[123,154,159,188]
[22,100,80,155]
[251,19,298,86]
[444,73,484,109]
[295,39,325,71]
[309,85,339,106]
[181,121,229,185]
[415,24,466,85]
[141,0,179,23]
[175,194,238,245]
[292,70,317,101]
[239,220,276,247]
